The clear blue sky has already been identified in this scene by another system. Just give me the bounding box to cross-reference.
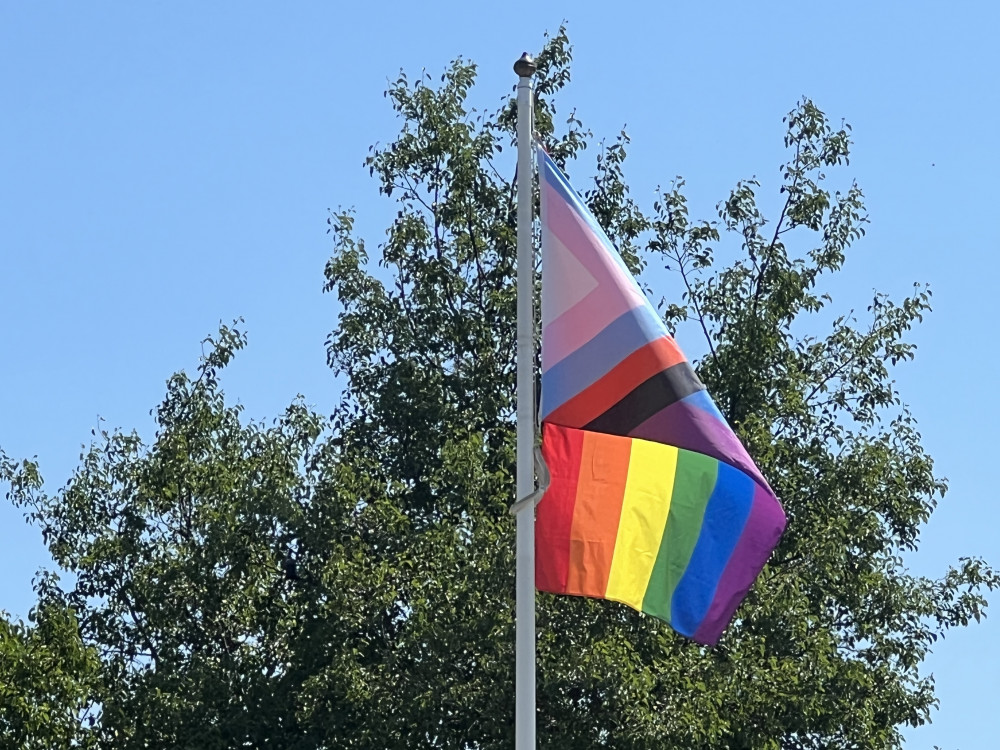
[1,3,995,747]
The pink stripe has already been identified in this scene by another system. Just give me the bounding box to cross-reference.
[542,283,645,371]
[541,180,646,369]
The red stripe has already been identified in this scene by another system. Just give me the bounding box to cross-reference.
[544,336,687,428]
[535,423,586,593]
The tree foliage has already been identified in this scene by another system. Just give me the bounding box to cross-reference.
[2,28,996,749]
[0,599,100,749]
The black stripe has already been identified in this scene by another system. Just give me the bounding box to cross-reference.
[584,362,705,436]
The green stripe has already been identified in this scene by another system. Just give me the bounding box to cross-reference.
[641,449,718,621]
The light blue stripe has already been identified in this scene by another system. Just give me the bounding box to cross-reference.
[541,303,668,418]
[679,390,726,423]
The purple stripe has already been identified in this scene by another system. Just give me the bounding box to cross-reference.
[629,393,771,492]
[691,483,786,645]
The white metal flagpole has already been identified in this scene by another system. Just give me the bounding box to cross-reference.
[513,51,537,750]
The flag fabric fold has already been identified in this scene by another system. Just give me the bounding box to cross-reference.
[534,146,786,645]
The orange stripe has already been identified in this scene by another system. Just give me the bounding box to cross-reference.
[545,336,687,428]
[566,430,634,598]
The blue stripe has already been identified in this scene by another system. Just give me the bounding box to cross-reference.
[541,303,668,418]
[538,148,639,285]
[669,462,754,637]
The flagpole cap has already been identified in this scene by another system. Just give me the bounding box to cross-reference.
[513,53,537,78]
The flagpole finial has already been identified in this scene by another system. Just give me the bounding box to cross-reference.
[513,52,537,78]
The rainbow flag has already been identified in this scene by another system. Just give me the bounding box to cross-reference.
[534,147,786,645]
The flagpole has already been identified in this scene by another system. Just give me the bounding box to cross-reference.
[514,51,537,750]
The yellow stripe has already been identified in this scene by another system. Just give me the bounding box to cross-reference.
[604,440,678,610]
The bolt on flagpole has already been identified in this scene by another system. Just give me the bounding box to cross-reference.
[514,51,537,750]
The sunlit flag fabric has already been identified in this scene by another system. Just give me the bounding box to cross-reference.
[534,146,787,645]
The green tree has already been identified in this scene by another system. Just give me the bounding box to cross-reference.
[0,566,100,749]
[2,28,996,749]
